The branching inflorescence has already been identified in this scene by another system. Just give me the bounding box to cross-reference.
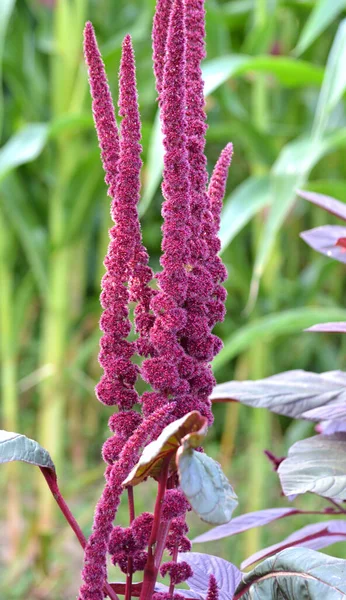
[80,0,232,597]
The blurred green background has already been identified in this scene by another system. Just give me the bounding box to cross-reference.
[1,0,346,597]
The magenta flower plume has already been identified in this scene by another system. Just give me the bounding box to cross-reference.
[142,0,191,408]
[152,0,172,100]
[84,22,120,200]
[79,405,176,599]
[81,0,233,595]
[208,143,233,229]
[206,575,219,600]
[117,34,155,358]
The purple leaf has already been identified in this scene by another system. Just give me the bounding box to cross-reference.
[211,370,346,419]
[317,420,346,435]
[155,583,202,600]
[300,225,346,263]
[278,433,346,499]
[297,189,346,221]
[305,322,346,333]
[178,552,242,600]
[241,519,346,569]
[192,508,298,543]
[303,400,346,421]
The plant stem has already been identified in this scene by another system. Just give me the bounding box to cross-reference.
[39,467,119,600]
[327,497,346,514]
[140,457,171,600]
[168,546,178,597]
[126,487,136,600]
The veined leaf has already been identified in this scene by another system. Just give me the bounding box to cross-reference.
[122,411,207,487]
[278,433,346,500]
[0,430,55,473]
[192,508,298,544]
[211,369,346,419]
[235,548,346,599]
[300,225,346,264]
[298,189,346,221]
[177,446,238,524]
[242,520,346,569]
[179,552,242,600]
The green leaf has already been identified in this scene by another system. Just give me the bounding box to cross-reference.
[203,55,324,94]
[278,433,346,500]
[1,174,48,297]
[295,0,346,56]
[312,19,346,139]
[0,430,55,472]
[0,123,49,182]
[235,547,346,599]
[0,0,16,134]
[250,20,346,307]
[220,176,270,253]
[177,446,238,525]
[213,307,346,371]
[122,411,207,487]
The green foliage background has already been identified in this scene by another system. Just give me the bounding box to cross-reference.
[1,0,346,597]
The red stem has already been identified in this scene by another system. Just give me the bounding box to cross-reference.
[139,456,171,600]
[39,467,119,600]
[109,582,190,600]
[168,546,178,597]
[126,486,136,600]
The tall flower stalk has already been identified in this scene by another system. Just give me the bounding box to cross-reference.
[79,0,232,597]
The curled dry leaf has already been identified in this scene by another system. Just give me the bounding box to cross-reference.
[122,411,207,487]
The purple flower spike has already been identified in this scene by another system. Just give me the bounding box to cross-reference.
[185,0,209,221]
[118,34,155,357]
[206,574,219,600]
[152,0,172,101]
[142,0,191,407]
[84,22,120,200]
[159,0,190,301]
[208,143,233,229]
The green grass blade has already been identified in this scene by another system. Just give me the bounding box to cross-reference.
[1,175,48,297]
[249,20,346,308]
[0,123,49,182]
[312,18,346,139]
[0,0,16,137]
[203,55,323,93]
[213,307,346,371]
[294,0,346,56]
[220,176,271,253]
